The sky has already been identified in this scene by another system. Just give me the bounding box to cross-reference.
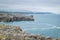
[0,0,60,14]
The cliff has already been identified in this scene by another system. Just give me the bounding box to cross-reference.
[0,14,34,22]
[0,24,59,40]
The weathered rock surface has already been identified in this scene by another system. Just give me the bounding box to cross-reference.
[0,14,34,22]
[0,24,59,40]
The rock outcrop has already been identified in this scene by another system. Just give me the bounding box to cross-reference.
[0,14,34,22]
[0,24,59,40]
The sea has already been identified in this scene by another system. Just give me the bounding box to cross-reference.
[0,13,60,38]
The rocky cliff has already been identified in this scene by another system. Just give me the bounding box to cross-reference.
[0,24,59,40]
[0,14,34,22]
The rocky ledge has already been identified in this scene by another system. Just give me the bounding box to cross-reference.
[0,24,59,40]
[0,14,34,22]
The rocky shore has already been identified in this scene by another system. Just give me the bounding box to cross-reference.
[0,24,59,40]
[0,14,34,22]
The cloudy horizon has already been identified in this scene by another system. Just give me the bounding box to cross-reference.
[0,0,60,14]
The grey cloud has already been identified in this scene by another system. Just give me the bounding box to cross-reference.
[0,0,60,5]
[0,0,60,13]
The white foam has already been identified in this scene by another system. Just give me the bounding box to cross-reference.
[24,23,60,31]
[56,27,60,29]
[46,23,60,29]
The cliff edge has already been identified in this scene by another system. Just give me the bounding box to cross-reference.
[0,24,59,40]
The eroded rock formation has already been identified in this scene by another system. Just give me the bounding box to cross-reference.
[0,14,34,22]
[0,24,59,40]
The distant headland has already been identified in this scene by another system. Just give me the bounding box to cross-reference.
[0,12,34,22]
[0,11,52,22]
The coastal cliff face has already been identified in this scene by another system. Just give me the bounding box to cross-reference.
[0,14,34,22]
[0,24,59,40]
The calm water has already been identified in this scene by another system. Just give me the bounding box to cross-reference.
[0,13,60,38]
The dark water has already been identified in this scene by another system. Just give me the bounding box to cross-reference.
[0,14,60,38]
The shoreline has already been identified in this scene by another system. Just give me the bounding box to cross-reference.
[0,24,59,40]
[0,13,34,22]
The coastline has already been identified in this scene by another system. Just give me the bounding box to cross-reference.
[0,24,59,40]
[0,13,34,22]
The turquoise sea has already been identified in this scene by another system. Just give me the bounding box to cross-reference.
[0,13,60,38]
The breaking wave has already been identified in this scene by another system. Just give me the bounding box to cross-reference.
[24,23,60,30]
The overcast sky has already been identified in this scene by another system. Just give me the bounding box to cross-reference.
[0,0,60,14]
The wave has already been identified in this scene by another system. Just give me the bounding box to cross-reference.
[24,26,60,30]
[24,23,60,30]
[0,22,60,30]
